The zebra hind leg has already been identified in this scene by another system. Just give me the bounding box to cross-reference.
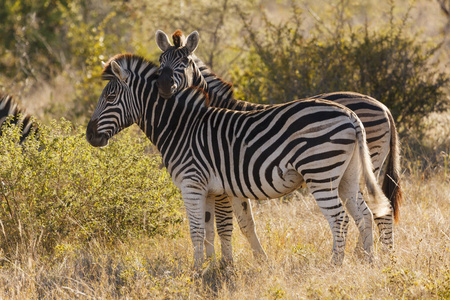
[339,189,374,262]
[371,143,395,251]
[308,183,350,266]
[338,139,376,263]
[374,214,394,251]
[232,197,268,261]
[204,195,217,263]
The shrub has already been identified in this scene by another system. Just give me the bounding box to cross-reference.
[0,119,182,259]
[230,3,449,135]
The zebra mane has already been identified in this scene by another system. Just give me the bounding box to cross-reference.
[101,53,158,81]
[172,29,185,48]
[0,93,36,142]
[187,86,210,107]
[192,55,235,99]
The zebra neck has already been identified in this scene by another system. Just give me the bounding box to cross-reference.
[140,87,209,170]
[192,61,208,93]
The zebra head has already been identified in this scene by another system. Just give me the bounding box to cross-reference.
[86,55,141,147]
[155,30,199,99]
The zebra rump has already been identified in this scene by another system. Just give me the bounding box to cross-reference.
[157,29,403,224]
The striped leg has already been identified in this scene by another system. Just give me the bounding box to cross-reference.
[340,190,374,261]
[374,155,394,250]
[370,145,394,250]
[181,184,207,269]
[308,183,349,265]
[370,140,394,250]
[232,198,267,260]
[204,195,216,262]
[354,191,375,258]
[374,214,394,250]
[214,195,234,264]
[338,148,375,261]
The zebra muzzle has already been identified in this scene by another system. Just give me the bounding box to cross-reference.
[157,67,177,99]
[86,119,109,147]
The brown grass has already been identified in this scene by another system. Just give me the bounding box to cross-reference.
[0,172,449,299]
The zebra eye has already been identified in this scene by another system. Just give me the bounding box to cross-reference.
[106,93,116,103]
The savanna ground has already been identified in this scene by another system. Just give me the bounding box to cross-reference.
[1,0,450,298]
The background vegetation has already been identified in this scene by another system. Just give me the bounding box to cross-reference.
[0,0,449,298]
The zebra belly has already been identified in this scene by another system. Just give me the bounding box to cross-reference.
[220,167,305,200]
[262,168,305,198]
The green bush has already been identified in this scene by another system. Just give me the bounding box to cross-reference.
[0,119,182,259]
[231,3,449,135]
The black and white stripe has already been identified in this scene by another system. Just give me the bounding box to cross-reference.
[86,54,391,267]
[155,30,401,263]
[0,93,37,143]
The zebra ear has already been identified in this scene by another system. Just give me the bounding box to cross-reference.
[111,61,128,82]
[156,30,172,52]
[101,61,106,69]
[185,31,199,53]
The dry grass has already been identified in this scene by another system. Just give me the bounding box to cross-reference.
[0,172,449,299]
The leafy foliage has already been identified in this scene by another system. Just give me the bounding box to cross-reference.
[0,0,70,81]
[231,4,449,134]
[0,120,182,258]
[50,0,134,121]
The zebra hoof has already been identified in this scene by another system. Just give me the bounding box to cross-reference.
[219,257,234,269]
[378,236,394,253]
[331,251,345,266]
[353,246,374,264]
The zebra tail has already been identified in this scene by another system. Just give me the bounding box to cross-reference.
[382,110,403,223]
[353,115,391,218]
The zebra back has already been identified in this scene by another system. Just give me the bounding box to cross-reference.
[312,92,403,222]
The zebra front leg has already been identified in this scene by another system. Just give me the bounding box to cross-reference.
[232,197,267,261]
[214,195,234,265]
[204,195,216,262]
[181,185,207,270]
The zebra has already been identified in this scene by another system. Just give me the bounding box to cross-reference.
[0,93,38,143]
[155,29,402,262]
[86,54,392,268]
[155,29,402,264]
